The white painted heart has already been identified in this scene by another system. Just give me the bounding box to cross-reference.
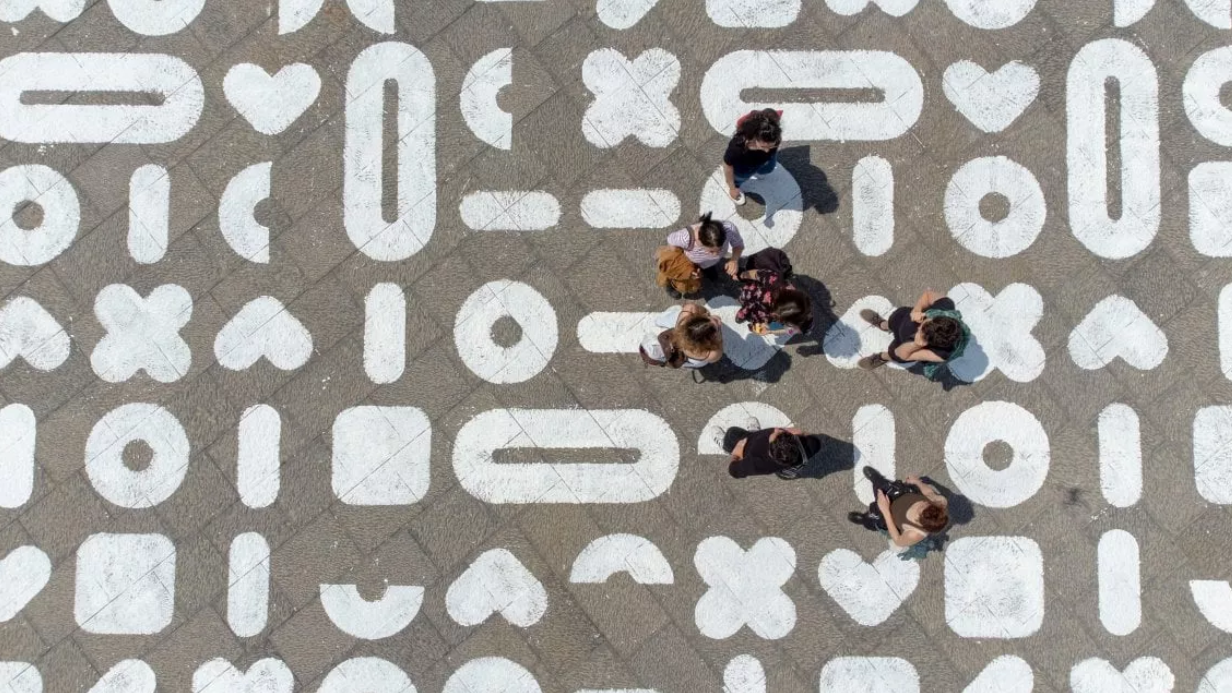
[818,549,919,626]
[214,297,313,371]
[1068,295,1168,371]
[192,658,293,693]
[964,655,1032,693]
[596,0,661,29]
[89,660,156,693]
[826,0,917,16]
[823,296,902,369]
[0,546,50,622]
[943,60,1039,133]
[0,297,70,371]
[446,549,547,627]
[697,402,792,455]
[0,0,85,22]
[1191,580,1232,633]
[1070,657,1174,693]
[224,63,321,136]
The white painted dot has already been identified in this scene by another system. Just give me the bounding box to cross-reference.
[454,281,557,384]
[85,403,190,509]
[944,401,1049,509]
[945,156,1045,258]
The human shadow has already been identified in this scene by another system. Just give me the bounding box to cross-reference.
[695,349,791,385]
[790,273,841,359]
[788,434,859,480]
[777,145,839,215]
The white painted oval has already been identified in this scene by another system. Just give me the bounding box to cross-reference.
[944,401,1049,508]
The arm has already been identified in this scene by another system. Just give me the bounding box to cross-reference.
[724,225,744,279]
[891,343,945,363]
[665,227,690,250]
[904,477,948,505]
[723,163,739,198]
[910,289,943,322]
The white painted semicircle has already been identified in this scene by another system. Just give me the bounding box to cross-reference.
[569,534,674,585]
[461,49,513,150]
[319,583,424,639]
[697,403,793,455]
[219,162,272,263]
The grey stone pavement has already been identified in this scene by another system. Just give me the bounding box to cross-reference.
[2,0,1232,690]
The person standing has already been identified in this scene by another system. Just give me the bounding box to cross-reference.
[857,289,968,374]
[663,212,744,295]
[723,109,783,205]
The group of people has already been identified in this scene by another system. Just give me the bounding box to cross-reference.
[640,109,965,554]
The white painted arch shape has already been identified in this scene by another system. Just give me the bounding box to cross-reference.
[461,48,513,151]
[569,534,674,585]
[697,402,793,456]
[318,658,415,693]
[442,658,541,693]
[319,583,424,640]
[453,408,679,504]
[219,162,272,264]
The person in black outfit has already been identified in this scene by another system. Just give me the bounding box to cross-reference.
[718,419,822,479]
[857,289,964,371]
[722,109,782,206]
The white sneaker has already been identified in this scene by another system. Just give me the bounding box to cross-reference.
[733,191,747,206]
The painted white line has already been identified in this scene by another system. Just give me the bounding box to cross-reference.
[364,283,406,384]
[826,0,917,17]
[0,405,35,509]
[1194,406,1232,504]
[819,658,918,692]
[581,189,680,229]
[1189,162,1232,257]
[1097,529,1140,636]
[706,0,799,27]
[1222,285,1232,380]
[853,404,894,504]
[0,662,40,693]
[128,164,169,265]
[1098,404,1141,508]
[226,532,269,638]
[108,0,204,35]
[237,405,280,509]
[459,191,561,231]
[852,156,894,256]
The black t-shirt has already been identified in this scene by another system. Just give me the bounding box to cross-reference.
[889,297,957,361]
[728,430,822,478]
[723,136,778,171]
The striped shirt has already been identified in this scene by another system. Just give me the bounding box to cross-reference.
[665,221,744,268]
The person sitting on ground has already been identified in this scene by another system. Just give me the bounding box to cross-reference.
[857,288,967,373]
[735,248,812,338]
[723,108,782,206]
[716,419,824,479]
[663,212,744,296]
[849,467,949,550]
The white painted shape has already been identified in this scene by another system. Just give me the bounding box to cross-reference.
[332,406,430,505]
[320,583,423,639]
[852,156,894,257]
[218,162,271,263]
[214,296,313,371]
[723,655,765,693]
[85,403,190,509]
[1097,529,1141,636]
[0,298,68,371]
[694,536,795,640]
[364,283,405,384]
[581,189,680,229]
[224,65,320,134]
[1194,406,1232,504]
[1199,659,1232,693]
[1192,581,1232,633]
[947,282,1045,383]
[459,191,561,231]
[237,405,280,509]
[0,662,41,693]
[0,405,35,509]
[107,0,204,35]
[91,284,192,383]
[1189,162,1232,257]
[577,312,657,353]
[0,165,79,266]
[1098,404,1141,507]
[942,60,1039,133]
[706,0,799,28]
[344,43,435,261]
[825,0,917,17]
[454,280,557,384]
[88,660,155,693]
[945,157,1045,258]
[596,0,659,28]
[963,656,1033,693]
[853,404,894,504]
[1067,39,1160,259]
[698,402,793,455]
[1070,658,1174,693]
[317,658,416,693]
[460,49,512,150]
[1068,295,1168,371]
[0,547,49,622]
[446,549,547,627]
[818,549,919,626]
[582,49,680,148]
[442,658,539,693]
[569,534,674,584]
[75,534,175,635]
[278,0,323,34]
[818,658,918,693]
[454,408,678,504]
[226,532,269,639]
[700,167,801,254]
[700,50,923,141]
[0,0,83,21]
[278,0,393,33]
[823,296,900,370]
[577,302,787,368]
[944,536,1044,638]
[192,658,292,693]
[1115,0,1155,25]
[1184,0,1232,28]
[1224,286,1232,381]
[127,164,169,265]
[943,0,1035,28]
[944,401,1048,508]
[1187,49,1232,148]
[0,53,202,144]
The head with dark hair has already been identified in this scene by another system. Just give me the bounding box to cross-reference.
[696,212,727,250]
[737,109,782,150]
[918,316,962,350]
[674,308,723,353]
[919,503,949,533]
[768,431,803,468]
[772,288,813,332]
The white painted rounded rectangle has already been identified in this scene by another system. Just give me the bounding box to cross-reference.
[852,156,894,257]
[1098,403,1141,508]
[577,312,658,353]
[1194,405,1232,504]
[580,189,681,229]
[331,406,431,505]
[459,191,561,231]
[364,283,406,384]
[128,164,170,265]
[1097,529,1140,636]
[237,404,280,509]
[227,532,270,638]
[0,404,35,509]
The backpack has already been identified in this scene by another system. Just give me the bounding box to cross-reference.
[639,330,686,368]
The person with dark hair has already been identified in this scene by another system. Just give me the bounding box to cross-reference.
[672,302,724,368]
[715,419,827,479]
[723,108,783,205]
[735,248,812,338]
[849,467,949,551]
[857,289,968,374]
[663,212,744,294]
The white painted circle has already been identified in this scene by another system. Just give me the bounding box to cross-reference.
[944,401,1049,508]
[944,0,1036,28]
[945,156,1045,258]
[85,403,191,508]
[0,165,80,266]
[1185,47,1232,147]
[454,281,558,384]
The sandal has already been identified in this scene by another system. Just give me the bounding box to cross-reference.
[859,309,889,331]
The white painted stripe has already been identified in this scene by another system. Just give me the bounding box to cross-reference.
[853,404,894,504]
[706,0,799,27]
[1221,285,1232,380]
[819,658,918,692]
[227,532,269,638]
[852,156,893,256]
[580,189,680,229]
[364,283,406,384]
[1189,162,1232,257]
[0,404,35,509]
[1098,404,1141,508]
[1194,406,1232,504]
[236,405,280,509]
[1097,529,1140,636]
[577,312,658,354]
[128,164,169,265]
[460,191,560,231]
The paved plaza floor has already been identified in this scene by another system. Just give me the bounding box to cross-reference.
[1,0,1232,690]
